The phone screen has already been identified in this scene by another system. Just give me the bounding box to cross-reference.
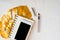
[15,22,31,40]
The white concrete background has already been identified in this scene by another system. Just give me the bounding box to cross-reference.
[0,0,60,40]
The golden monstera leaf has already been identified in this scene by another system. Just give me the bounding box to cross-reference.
[0,5,32,39]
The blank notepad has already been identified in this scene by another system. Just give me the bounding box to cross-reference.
[9,16,33,40]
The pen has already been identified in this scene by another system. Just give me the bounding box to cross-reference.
[38,13,40,32]
[31,8,37,16]
[31,8,40,32]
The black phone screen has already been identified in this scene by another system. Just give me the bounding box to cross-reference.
[15,22,31,40]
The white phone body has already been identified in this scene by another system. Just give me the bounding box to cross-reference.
[9,15,34,40]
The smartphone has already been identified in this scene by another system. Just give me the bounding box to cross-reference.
[9,15,34,40]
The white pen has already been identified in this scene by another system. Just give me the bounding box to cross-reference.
[38,13,40,32]
[31,8,40,32]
